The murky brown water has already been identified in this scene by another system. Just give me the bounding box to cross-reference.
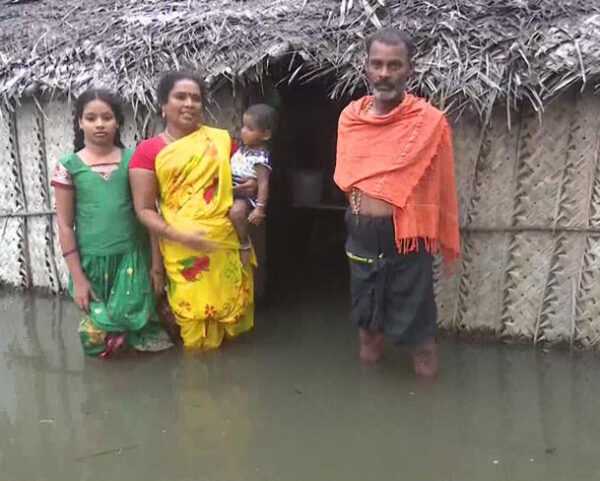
[1,289,600,481]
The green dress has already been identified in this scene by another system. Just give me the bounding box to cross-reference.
[58,149,172,356]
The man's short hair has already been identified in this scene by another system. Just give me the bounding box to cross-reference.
[365,28,416,59]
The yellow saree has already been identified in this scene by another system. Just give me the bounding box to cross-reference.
[156,126,254,349]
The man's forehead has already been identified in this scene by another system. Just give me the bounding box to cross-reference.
[368,41,409,58]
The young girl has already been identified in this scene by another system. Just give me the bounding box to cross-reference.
[52,89,173,358]
[228,104,277,262]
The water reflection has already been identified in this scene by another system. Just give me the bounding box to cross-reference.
[1,291,600,481]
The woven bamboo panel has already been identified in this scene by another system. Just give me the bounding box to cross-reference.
[500,233,555,341]
[42,99,74,290]
[42,98,74,209]
[464,109,521,228]
[453,232,509,334]
[555,90,600,229]
[0,109,26,286]
[575,100,600,348]
[573,235,600,348]
[15,101,55,289]
[450,113,483,226]
[488,90,600,345]
[589,170,600,228]
[533,233,587,344]
[513,93,575,227]
[584,113,600,229]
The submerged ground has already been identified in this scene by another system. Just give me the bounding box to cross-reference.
[1,280,600,481]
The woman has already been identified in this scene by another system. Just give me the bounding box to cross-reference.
[129,71,256,350]
[52,89,173,358]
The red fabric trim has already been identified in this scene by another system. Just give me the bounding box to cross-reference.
[87,162,121,167]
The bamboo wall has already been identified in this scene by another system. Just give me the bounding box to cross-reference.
[2,87,600,348]
[0,86,243,290]
[438,88,600,349]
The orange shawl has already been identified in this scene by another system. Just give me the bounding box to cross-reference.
[334,94,460,263]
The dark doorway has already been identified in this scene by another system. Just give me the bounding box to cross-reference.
[263,80,355,301]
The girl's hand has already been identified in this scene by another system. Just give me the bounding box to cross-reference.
[233,178,258,198]
[72,275,99,313]
[151,267,166,296]
[248,207,266,226]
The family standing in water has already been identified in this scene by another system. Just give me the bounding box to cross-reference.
[54,71,267,356]
[53,28,459,378]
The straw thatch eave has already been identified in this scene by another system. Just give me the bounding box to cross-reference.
[1,0,599,120]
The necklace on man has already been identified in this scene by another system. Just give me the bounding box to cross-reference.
[350,188,362,226]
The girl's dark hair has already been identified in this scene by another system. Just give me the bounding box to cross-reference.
[73,89,125,151]
[245,103,278,135]
[156,70,206,106]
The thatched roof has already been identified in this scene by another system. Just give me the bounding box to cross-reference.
[1,0,599,118]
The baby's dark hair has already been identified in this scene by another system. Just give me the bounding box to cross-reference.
[245,103,278,135]
[157,70,206,106]
[73,89,125,151]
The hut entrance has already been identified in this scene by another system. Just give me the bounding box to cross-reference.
[260,80,355,300]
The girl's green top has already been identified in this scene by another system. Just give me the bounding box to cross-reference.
[59,148,146,256]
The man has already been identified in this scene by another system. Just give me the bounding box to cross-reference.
[334,28,460,377]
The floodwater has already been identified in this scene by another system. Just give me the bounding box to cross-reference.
[2,286,600,481]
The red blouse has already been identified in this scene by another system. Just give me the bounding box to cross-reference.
[129,136,239,172]
[129,136,168,172]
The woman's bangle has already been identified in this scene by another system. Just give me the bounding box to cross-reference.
[256,202,266,208]
[62,248,78,258]
[240,242,252,251]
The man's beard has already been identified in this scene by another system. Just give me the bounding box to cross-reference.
[372,84,403,102]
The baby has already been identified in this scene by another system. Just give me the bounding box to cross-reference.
[229,103,277,262]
